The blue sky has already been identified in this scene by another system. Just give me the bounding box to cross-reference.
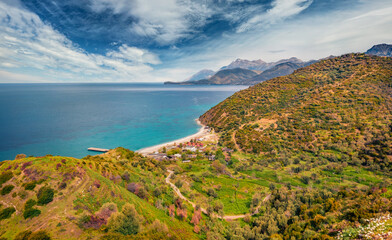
[0,0,391,82]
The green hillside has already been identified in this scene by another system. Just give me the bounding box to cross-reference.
[2,53,392,240]
[200,53,392,173]
[0,148,197,240]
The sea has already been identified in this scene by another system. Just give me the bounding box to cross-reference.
[0,83,247,161]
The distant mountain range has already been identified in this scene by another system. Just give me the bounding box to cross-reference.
[366,43,392,57]
[165,57,309,85]
[165,44,392,86]
[220,57,303,72]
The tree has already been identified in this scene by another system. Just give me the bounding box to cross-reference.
[107,203,142,235]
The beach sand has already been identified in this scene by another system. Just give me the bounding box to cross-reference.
[136,119,213,155]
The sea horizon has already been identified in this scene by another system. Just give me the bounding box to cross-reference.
[0,83,247,161]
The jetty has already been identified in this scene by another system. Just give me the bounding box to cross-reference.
[88,147,109,152]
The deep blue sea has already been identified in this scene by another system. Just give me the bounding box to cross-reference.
[0,83,247,161]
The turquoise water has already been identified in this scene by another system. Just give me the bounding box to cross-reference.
[0,83,247,161]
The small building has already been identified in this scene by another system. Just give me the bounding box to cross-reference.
[208,155,216,161]
[186,154,197,159]
[184,146,197,152]
[182,160,191,163]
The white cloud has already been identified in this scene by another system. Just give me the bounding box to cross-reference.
[90,0,212,44]
[165,0,392,74]
[106,44,161,65]
[237,0,313,32]
[0,1,161,82]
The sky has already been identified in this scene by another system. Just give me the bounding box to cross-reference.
[0,0,391,83]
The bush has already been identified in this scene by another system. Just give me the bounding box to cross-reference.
[28,230,51,240]
[58,182,67,190]
[37,187,54,205]
[15,154,27,160]
[14,230,33,240]
[24,182,37,191]
[23,195,41,219]
[1,185,15,195]
[0,171,13,185]
[301,176,311,185]
[107,203,142,235]
[207,188,217,198]
[0,207,16,220]
[25,199,37,209]
[23,208,41,219]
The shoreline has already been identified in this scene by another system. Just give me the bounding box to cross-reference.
[136,119,210,155]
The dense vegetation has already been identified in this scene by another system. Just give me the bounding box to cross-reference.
[201,54,392,173]
[0,149,197,239]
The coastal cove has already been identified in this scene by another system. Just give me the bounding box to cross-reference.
[0,83,247,161]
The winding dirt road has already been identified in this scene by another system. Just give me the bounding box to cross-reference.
[165,170,270,220]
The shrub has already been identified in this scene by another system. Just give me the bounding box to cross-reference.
[37,187,54,205]
[15,154,27,160]
[207,188,217,198]
[20,161,32,170]
[24,182,36,190]
[28,230,51,240]
[148,219,168,233]
[14,230,33,240]
[126,182,139,193]
[78,214,91,228]
[301,176,311,185]
[58,182,67,190]
[175,179,183,188]
[0,171,13,185]
[18,190,28,199]
[25,199,37,209]
[153,187,162,197]
[107,203,142,235]
[121,171,130,181]
[23,208,41,219]
[0,207,16,220]
[1,185,15,195]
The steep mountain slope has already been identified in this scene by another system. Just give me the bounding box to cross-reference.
[165,68,258,85]
[0,148,197,239]
[366,43,392,57]
[245,61,317,85]
[202,68,258,85]
[200,53,392,172]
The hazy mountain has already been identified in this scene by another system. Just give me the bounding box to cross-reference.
[366,43,392,57]
[167,57,308,85]
[166,68,258,85]
[244,60,317,85]
[220,59,269,71]
[220,57,304,72]
[184,69,215,81]
[204,68,258,85]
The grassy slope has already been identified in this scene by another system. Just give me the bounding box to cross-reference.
[0,149,197,240]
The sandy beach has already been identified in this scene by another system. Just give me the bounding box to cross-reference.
[136,119,212,155]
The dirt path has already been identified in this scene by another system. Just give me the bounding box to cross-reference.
[165,170,270,220]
